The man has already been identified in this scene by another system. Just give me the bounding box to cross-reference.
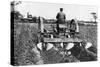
[56,8,66,34]
[69,19,76,38]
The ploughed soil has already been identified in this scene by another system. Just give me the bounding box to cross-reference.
[13,20,97,65]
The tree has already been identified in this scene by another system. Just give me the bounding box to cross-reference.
[11,1,21,12]
[11,1,23,19]
[91,12,97,22]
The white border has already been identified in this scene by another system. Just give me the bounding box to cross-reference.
[0,0,100,67]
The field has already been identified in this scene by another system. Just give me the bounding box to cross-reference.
[13,20,97,65]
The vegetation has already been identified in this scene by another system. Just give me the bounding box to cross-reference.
[13,19,97,65]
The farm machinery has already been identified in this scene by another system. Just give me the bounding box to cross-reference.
[36,17,96,62]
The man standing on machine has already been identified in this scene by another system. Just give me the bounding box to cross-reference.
[56,8,66,34]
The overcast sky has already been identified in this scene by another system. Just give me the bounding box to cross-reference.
[15,1,97,21]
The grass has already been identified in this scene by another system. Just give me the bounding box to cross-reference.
[14,22,39,65]
[13,20,97,65]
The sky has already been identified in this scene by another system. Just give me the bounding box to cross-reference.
[15,1,98,21]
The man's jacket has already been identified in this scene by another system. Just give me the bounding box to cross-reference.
[56,12,66,23]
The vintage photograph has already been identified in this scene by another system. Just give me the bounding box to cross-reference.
[11,1,97,66]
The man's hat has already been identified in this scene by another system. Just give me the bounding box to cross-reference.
[60,8,63,11]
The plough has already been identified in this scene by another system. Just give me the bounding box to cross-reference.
[36,17,93,57]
